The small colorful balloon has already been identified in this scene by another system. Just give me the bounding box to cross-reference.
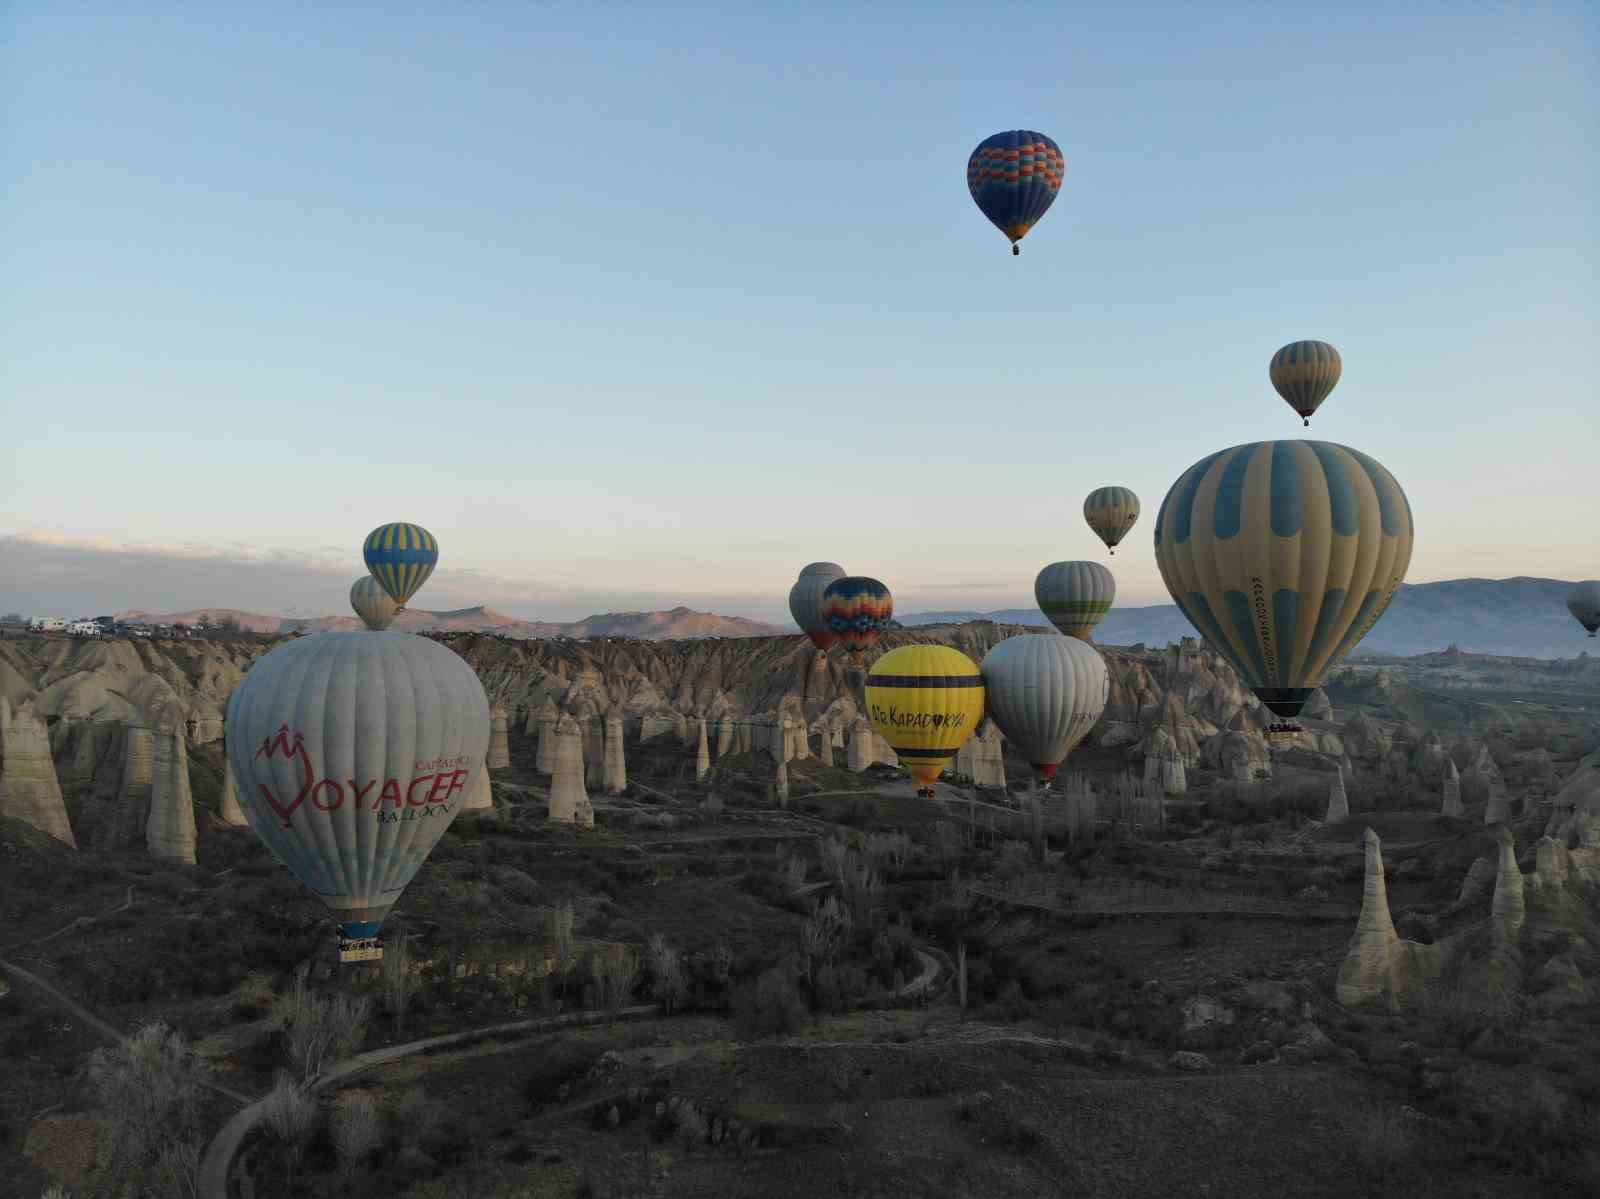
[821,576,894,661]
[1270,340,1342,426]
[1035,561,1115,640]
[967,130,1065,256]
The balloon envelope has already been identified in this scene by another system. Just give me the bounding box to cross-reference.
[865,644,985,792]
[225,631,490,941]
[967,130,1065,253]
[789,562,846,652]
[350,576,399,631]
[1153,440,1414,719]
[1035,561,1116,640]
[364,523,439,607]
[821,577,894,659]
[1084,487,1140,553]
[1568,581,1600,636]
[980,635,1109,779]
[1270,341,1342,425]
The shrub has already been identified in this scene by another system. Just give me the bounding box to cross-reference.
[333,1092,383,1180]
[382,933,417,1035]
[87,1021,211,1184]
[1355,1109,1411,1177]
[734,963,806,1038]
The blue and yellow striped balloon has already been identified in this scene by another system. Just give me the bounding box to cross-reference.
[1153,441,1413,721]
[1270,340,1342,426]
[363,523,439,609]
[1084,486,1140,554]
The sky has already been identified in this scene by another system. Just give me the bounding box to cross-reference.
[2,2,1595,624]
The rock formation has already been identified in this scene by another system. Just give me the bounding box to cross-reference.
[487,704,510,770]
[815,722,833,767]
[146,713,196,865]
[603,713,627,795]
[973,720,1006,789]
[1324,768,1349,823]
[1484,789,1511,825]
[1335,829,1441,1009]
[716,717,734,760]
[695,719,711,781]
[1441,759,1463,817]
[1490,827,1525,943]
[549,715,594,828]
[218,754,246,826]
[583,714,605,788]
[775,758,789,805]
[0,704,76,847]
[847,719,872,773]
[1411,731,1452,786]
[535,699,559,774]
[109,724,155,850]
[1143,726,1187,796]
[464,765,493,811]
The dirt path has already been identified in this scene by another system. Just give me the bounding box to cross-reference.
[197,1004,658,1199]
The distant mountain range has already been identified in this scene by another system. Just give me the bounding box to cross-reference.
[904,577,1595,661]
[114,605,787,641]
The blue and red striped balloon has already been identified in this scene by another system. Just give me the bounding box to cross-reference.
[967,130,1066,255]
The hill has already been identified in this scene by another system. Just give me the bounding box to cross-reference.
[904,577,1594,660]
[114,604,787,640]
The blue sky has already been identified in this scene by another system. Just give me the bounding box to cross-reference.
[2,2,1594,621]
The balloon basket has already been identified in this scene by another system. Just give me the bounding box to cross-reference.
[1264,723,1304,744]
[339,935,384,964]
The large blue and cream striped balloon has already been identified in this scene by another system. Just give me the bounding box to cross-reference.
[1153,441,1413,719]
[363,522,439,609]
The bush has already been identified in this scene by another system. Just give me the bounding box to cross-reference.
[734,963,806,1039]
[1355,1109,1411,1177]
[333,1092,382,1180]
[87,1021,211,1186]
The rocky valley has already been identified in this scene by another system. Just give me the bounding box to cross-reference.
[3,625,1600,1198]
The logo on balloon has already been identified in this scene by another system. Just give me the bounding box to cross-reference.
[252,724,471,829]
[869,705,968,733]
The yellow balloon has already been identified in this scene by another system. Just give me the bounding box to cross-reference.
[864,645,986,797]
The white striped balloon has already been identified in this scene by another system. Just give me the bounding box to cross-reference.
[979,634,1109,780]
[225,631,490,943]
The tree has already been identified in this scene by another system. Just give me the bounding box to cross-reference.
[262,1070,319,1192]
[87,1021,212,1191]
[548,900,579,1003]
[332,1092,382,1182]
[381,932,417,1035]
[647,933,687,1014]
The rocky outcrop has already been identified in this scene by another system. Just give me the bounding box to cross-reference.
[815,722,834,768]
[1142,726,1187,796]
[146,714,196,864]
[109,724,155,850]
[0,704,76,847]
[716,717,734,760]
[1335,829,1442,1009]
[463,766,493,811]
[218,755,246,826]
[603,713,627,795]
[1205,713,1271,783]
[1490,827,1525,943]
[549,715,593,828]
[1411,732,1453,787]
[1441,759,1463,817]
[1341,710,1391,765]
[847,719,872,773]
[535,699,559,775]
[1324,769,1349,823]
[973,720,1006,789]
[695,719,711,781]
[487,705,510,770]
[775,758,789,804]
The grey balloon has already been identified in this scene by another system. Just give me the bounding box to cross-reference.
[1569,581,1600,636]
[789,562,847,650]
[979,634,1109,779]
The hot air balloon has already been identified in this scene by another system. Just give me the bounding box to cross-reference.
[1270,340,1342,426]
[350,576,399,632]
[1568,581,1600,637]
[865,644,985,798]
[363,522,439,610]
[967,130,1065,256]
[980,634,1108,782]
[1035,561,1115,640]
[1153,440,1414,734]
[788,562,846,653]
[1084,487,1140,554]
[226,631,490,960]
[821,576,894,662]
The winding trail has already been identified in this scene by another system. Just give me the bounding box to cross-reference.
[197,1004,657,1199]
